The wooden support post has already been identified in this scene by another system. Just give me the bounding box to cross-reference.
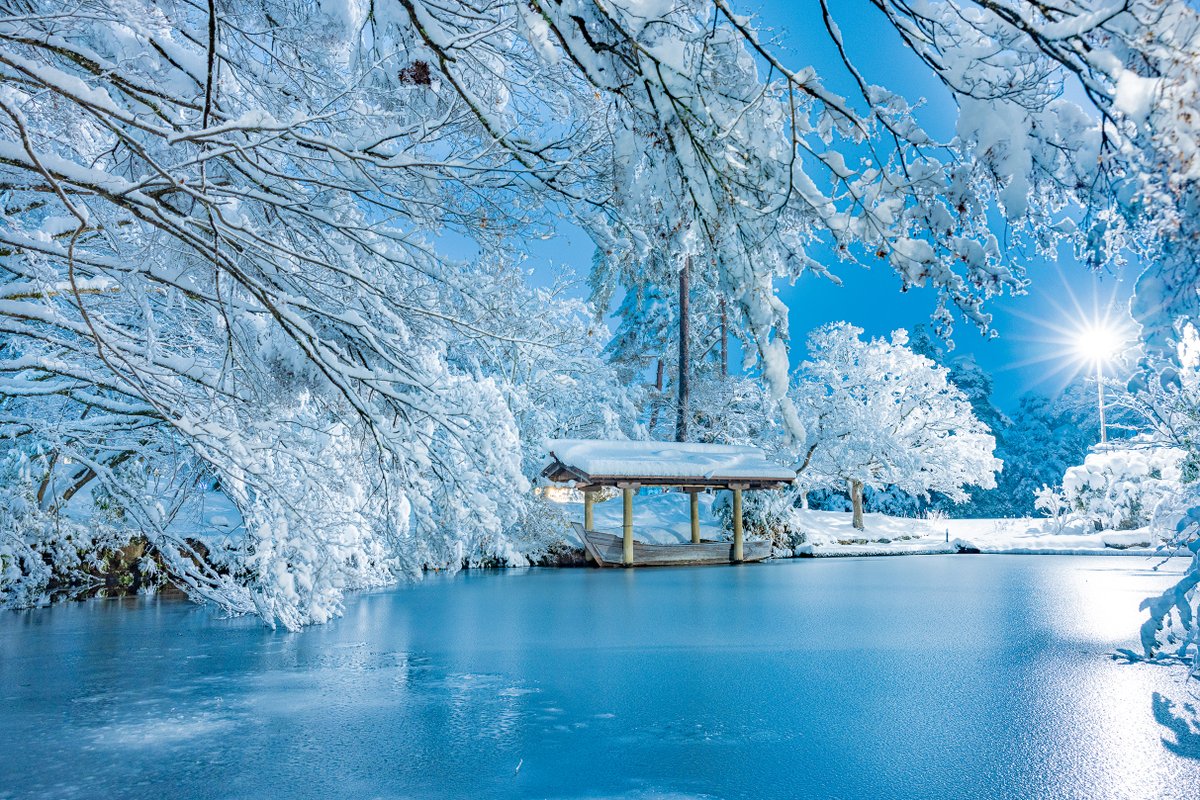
[688,490,701,544]
[732,486,745,563]
[583,488,595,531]
[621,484,635,567]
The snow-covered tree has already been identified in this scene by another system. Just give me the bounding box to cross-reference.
[910,326,1010,441]
[447,267,642,565]
[6,0,1200,630]
[903,325,1011,516]
[606,283,675,384]
[898,343,1139,519]
[0,0,592,624]
[562,0,1200,448]
[1118,323,1200,677]
[0,0,637,619]
[993,383,1124,516]
[688,375,774,447]
[603,253,746,442]
[795,323,1000,530]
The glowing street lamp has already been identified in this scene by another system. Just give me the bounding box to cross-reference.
[1074,322,1124,445]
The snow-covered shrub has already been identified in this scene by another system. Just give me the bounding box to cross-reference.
[487,496,585,567]
[1050,445,1186,533]
[1033,485,1076,534]
[0,450,143,606]
[712,488,806,550]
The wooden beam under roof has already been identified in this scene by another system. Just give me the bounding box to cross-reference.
[541,459,793,491]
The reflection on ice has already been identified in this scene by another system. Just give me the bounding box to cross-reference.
[93,712,233,748]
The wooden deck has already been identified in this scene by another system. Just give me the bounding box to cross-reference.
[573,523,772,567]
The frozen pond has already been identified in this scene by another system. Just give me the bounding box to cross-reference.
[2,556,1199,799]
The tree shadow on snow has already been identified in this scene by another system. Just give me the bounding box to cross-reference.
[1111,647,1147,666]
[1111,649,1200,760]
[1152,692,1200,760]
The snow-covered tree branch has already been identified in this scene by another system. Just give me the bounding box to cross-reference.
[4,0,1200,632]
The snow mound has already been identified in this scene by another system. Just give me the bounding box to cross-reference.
[563,491,728,545]
[554,493,1183,559]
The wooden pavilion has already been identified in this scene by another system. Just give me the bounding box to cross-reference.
[542,439,796,567]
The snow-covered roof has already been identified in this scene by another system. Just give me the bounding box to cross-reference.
[542,439,795,489]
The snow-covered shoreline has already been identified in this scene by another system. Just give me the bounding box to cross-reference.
[563,492,1180,561]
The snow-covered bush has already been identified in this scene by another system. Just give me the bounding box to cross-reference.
[712,487,805,550]
[1032,485,1075,534]
[1038,445,1186,534]
[490,496,587,568]
[0,450,145,606]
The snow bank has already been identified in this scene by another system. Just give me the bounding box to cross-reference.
[555,492,1180,558]
[798,512,1172,557]
[567,491,728,545]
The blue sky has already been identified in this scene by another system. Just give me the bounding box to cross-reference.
[521,0,1137,411]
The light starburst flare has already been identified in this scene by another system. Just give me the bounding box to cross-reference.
[1073,321,1128,366]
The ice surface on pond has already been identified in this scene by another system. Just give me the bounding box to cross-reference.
[2,557,1199,799]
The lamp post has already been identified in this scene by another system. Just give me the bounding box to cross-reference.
[1075,322,1122,447]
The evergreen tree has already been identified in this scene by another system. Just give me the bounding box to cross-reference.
[600,251,745,441]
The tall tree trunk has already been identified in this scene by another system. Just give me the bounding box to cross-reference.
[648,358,664,435]
[719,297,728,379]
[850,479,865,531]
[675,256,690,443]
[36,450,60,509]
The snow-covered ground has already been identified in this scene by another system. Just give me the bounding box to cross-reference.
[166,486,1176,562]
[579,490,725,545]
[792,511,1165,557]
[564,491,1173,558]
